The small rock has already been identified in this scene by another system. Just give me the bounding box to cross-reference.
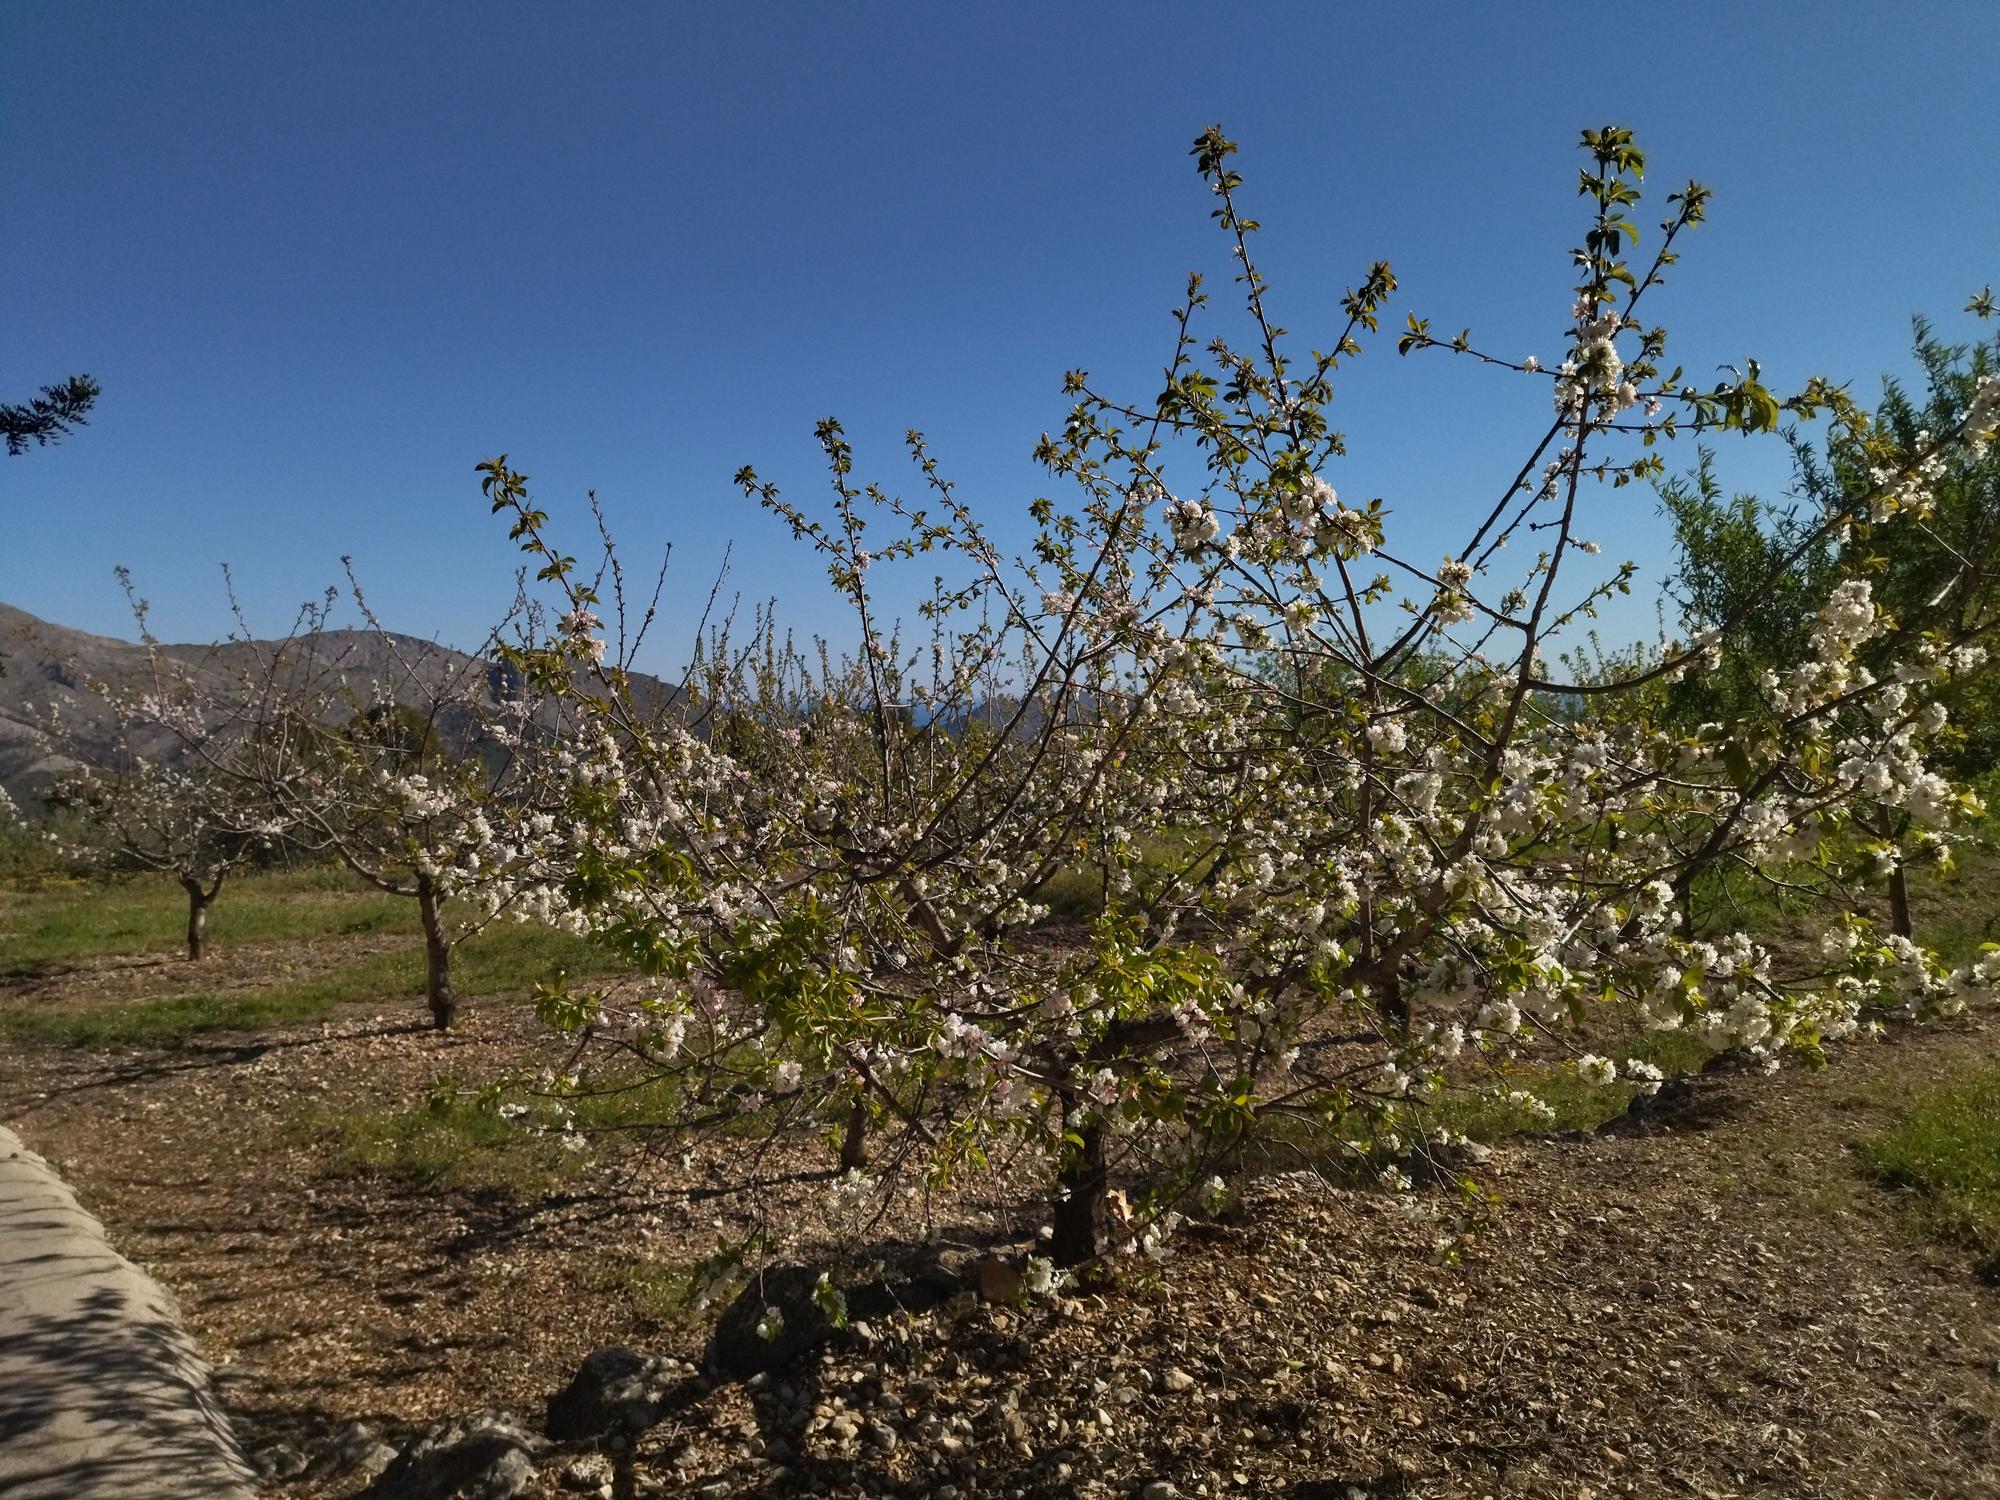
[978,1256,1024,1303]
[866,1421,900,1453]
[258,1442,309,1480]
[559,1453,615,1492]
[312,1420,399,1483]
[1141,1483,1178,1500]
[1161,1367,1195,1394]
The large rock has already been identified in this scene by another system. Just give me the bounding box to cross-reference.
[361,1416,538,1500]
[544,1347,683,1440]
[706,1258,962,1380]
[307,1419,399,1484]
[708,1263,837,1379]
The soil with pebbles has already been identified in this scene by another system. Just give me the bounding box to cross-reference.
[0,956,1996,1500]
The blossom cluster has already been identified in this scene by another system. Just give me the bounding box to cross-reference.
[203,127,2000,1275]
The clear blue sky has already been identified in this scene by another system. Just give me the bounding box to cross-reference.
[5,2,1996,668]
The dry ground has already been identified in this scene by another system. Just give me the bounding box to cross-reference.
[2,938,1997,1500]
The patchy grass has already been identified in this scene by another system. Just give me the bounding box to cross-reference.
[267,919,612,1013]
[317,1051,817,1199]
[1691,794,2000,970]
[1029,835,1221,923]
[323,1068,698,1194]
[0,986,339,1048]
[1905,858,2000,968]
[1424,1027,1719,1142]
[450,922,616,993]
[0,864,414,967]
[1857,1064,2000,1276]
[1433,1067,1635,1140]
[1030,861,1111,922]
[623,1257,703,1326]
[1243,1025,1718,1183]
[327,1081,560,1192]
[1,915,615,1049]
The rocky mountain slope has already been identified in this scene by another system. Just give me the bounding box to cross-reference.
[0,602,675,809]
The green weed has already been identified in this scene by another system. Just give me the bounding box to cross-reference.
[0,865,414,967]
[1,903,615,1050]
[326,1082,557,1192]
[321,1068,695,1194]
[1857,1065,2000,1276]
[0,988,339,1048]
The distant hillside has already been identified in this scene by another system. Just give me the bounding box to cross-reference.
[0,602,677,808]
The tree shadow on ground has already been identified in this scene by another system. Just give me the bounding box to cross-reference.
[1,1019,431,1114]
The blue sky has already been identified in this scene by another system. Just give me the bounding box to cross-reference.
[4,2,1996,670]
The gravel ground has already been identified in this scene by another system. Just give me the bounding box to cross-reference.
[1,968,1995,1500]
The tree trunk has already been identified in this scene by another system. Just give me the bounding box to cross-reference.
[182,879,209,962]
[1377,973,1410,1033]
[1888,857,1914,940]
[838,1096,870,1171]
[1049,1113,1108,1269]
[416,873,457,1030]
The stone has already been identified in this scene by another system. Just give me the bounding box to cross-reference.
[361,1417,538,1500]
[1141,1483,1178,1500]
[352,1440,402,1484]
[977,1256,1024,1302]
[308,1421,399,1484]
[258,1442,309,1480]
[558,1453,615,1492]
[865,1421,899,1453]
[546,1347,682,1439]
[1161,1367,1196,1394]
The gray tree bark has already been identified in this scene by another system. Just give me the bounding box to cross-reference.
[180,878,211,962]
[416,872,457,1030]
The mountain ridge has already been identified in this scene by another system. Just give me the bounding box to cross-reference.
[0,601,676,808]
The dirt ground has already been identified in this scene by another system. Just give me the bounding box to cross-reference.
[1,949,1996,1500]
[1,931,416,1012]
